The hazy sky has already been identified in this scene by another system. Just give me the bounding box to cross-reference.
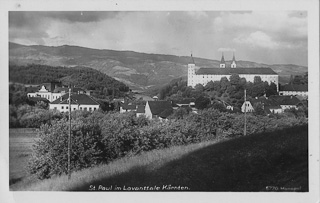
[9,11,308,66]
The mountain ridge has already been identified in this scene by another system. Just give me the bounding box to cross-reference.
[9,42,308,90]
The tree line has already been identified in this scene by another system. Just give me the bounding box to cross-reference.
[158,75,278,110]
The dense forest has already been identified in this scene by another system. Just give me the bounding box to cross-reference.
[9,64,130,99]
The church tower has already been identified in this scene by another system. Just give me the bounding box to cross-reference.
[220,53,226,68]
[187,53,196,87]
[231,52,236,68]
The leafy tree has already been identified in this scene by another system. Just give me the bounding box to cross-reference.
[195,96,211,110]
[253,102,265,116]
[205,81,215,91]
[253,76,262,84]
[220,77,230,93]
[229,74,241,86]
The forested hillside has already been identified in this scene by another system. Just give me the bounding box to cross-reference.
[9,42,308,90]
[9,64,129,99]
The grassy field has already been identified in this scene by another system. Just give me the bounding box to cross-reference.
[10,125,308,192]
[9,128,38,186]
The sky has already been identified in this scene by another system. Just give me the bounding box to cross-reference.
[9,11,308,66]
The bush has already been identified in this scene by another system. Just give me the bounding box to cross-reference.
[28,118,106,179]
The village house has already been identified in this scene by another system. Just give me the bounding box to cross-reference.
[279,84,308,99]
[144,101,173,120]
[241,95,300,114]
[49,93,100,113]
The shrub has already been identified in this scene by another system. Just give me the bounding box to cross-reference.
[28,118,106,179]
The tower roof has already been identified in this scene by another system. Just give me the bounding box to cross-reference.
[232,52,236,61]
[220,53,225,63]
[189,53,195,64]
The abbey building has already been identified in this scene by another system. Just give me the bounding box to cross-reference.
[187,54,279,91]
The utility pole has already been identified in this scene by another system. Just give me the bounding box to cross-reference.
[68,87,71,180]
[244,89,247,136]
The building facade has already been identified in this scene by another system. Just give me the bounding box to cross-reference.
[49,94,100,113]
[187,54,279,91]
[279,84,308,99]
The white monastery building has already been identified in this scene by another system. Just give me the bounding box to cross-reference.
[187,54,279,91]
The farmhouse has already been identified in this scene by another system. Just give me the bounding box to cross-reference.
[241,95,300,114]
[187,54,279,91]
[49,93,100,113]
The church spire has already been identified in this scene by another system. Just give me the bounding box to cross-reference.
[231,52,237,68]
[220,53,226,68]
[190,52,195,64]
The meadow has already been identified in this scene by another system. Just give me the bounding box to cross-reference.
[9,128,38,186]
[10,125,308,191]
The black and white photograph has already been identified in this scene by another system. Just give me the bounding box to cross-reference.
[1,0,319,203]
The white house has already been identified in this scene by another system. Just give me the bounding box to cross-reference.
[279,84,308,99]
[49,93,100,113]
[241,95,300,114]
[28,85,64,102]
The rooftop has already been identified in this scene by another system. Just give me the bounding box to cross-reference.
[279,84,308,92]
[51,93,99,105]
[196,67,277,75]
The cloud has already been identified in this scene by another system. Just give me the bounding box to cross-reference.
[9,11,119,28]
[218,48,236,52]
[212,11,307,42]
[234,31,279,49]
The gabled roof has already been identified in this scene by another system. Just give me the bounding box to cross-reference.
[121,103,137,110]
[50,94,99,105]
[53,87,86,93]
[147,101,173,118]
[269,95,300,105]
[196,67,277,75]
[249,96,300,108]
[279,84,308,92]
[136,105,145,113]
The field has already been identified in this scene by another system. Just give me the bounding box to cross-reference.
[9,128,38,186]
[10,125,308,191]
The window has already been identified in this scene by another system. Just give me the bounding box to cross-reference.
[89,107,92,111]
[84,107,87,111]
[66,106,68,109]
[54,107,57,110]
[94,108,96,111]
[74,108,76,110]
[61,106,64,109]
[80,107,82,110]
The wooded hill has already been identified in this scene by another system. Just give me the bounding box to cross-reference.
[9,64,129,99]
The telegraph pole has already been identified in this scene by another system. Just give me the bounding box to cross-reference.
[244,89,247,136]
[68,87,71,180]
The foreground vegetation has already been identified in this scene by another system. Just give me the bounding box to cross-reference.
[11,125,308,191]
[23,108,307,180]
[9,128,38,185]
